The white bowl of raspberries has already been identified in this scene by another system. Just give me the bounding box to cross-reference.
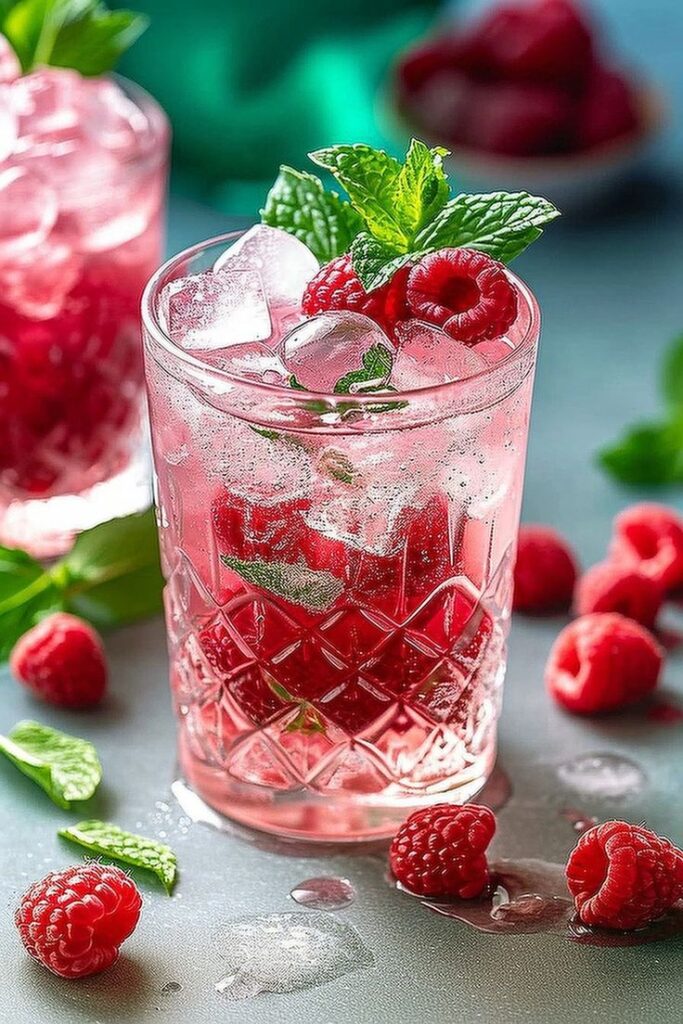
[391,0,664,211]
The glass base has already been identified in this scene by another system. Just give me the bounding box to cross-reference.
[178,730,496,843]
[0,443,152,558]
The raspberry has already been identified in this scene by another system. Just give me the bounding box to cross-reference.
[10,612,107,708]
[576,66,640,151]
[15,864,142,978]
[389,803,496,898]
[406,249,518,344]
[302,254,410,336]
[610,503,683,592]
[574,561,662,629]
[513,525,578,613]
[566,821,683,931]
[545,612,662,714]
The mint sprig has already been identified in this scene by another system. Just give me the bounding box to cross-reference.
[222,555,344,612]
[60,820,178,893]
[1,0,148,76]
[599,332,683,485]
[334,343,393,394]
[0,509,164,662]
[0,721,101,808]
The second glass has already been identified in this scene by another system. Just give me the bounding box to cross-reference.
[143,234,540,841]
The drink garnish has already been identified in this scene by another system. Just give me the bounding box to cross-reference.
[0,720,101,808]
[59,820,178,893]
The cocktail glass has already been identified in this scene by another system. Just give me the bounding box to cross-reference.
[143,232,540,841]
[0,68,169,557]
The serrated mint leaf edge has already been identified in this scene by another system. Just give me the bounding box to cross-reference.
[222,555,344,612]
[59,820,178,894]
[0,721,101,808]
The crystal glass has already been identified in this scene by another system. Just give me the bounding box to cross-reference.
[0,72,169,557]
[143,233,540,842]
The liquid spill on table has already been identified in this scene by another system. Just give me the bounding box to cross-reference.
[213,912,374,1000]
[555,752,646,799]
[290,877,356,910]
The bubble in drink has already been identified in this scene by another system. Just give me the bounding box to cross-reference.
[161,269,272,351]
[208,342,288,384]
[213,225,319,309]
[392,320,487,390]
[280,311,393,393]
[0,165,58,259]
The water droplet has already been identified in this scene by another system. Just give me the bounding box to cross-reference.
[214,912,373,999]
[560,806,599,834]
[556,753,646,799]
[290,877,356,911]
[161,981,182,996]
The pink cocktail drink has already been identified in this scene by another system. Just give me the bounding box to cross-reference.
[0,50,169,555]
[144,224,541,841]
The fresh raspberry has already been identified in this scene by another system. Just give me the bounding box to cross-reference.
[513,525,578,613]
[574,561,662,629]
[566,821,683,930]
[302,254,410,336]
[576,66,640,150]
[10,612,107,708]
[610,503,683,592]
[545,612,662,714]
[389,803,496,898]
[15,864,142,978]
[406,249,518,344]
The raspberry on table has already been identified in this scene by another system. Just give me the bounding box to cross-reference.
[389,803,496,898]
[566,821,683,931]
[610,503,683,592]
[302,253,410,336]
[574,561,662,629]
[15,864,142,979]
[406,248,518,345]
[513,524,578,613]
[545,612,663,714]
[10,612,108,708]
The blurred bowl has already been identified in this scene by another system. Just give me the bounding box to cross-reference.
[385,83,665,213]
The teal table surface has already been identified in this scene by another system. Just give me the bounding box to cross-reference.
[1,180,683,1022]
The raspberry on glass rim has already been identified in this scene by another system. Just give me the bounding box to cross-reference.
[142,138,557,840]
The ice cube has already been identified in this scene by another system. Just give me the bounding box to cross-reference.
[0,165,58,261]
[473,338,514,364]
[0,35,20,85]
[213,225,319,308]
[160,269,272,351]
[0,237,82,319]
[207,342,287,384]
[391,320,487,390]
[0,84,18,162]
[80,77,149,155]
[279,311,393,393]
[11,68,82,138]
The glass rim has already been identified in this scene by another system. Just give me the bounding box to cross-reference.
[142,229,541,406]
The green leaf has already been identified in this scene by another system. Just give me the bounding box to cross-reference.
[394,140,450,238]
[598,418,683,486]
[2,0,147,75]
[661,333,683,410]
[61,509,164,627]
[350,231,414,291]
[261,166,362,263]
[334,343,394,394]
[59,820,178,893]
[222,555,344,612]
[310,144,408,249]
[0,548,64,661]
[0,721,101,808]
[317,448,357,485]
[415,191,560,263]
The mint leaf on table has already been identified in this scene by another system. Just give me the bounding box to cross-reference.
[414,191,560,263]
[334,343,394,394]
[60,820,178,893]
[222,556,344,612]
[2,0,148,75]
[261,166,363,263]
[0,721,101,808]
[598,418,683,485]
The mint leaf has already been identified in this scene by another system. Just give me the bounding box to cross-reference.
[2,0,147,75]
[394,140,450,238]
[261,166,362,264]
[0,547,64,661]
[598,418,683,486]
[350,232,414,291]
[59,820,178,893]
[222,555,344,612]
[61,509,163,627]
[310,144,408,250]
[318,449,356,485]
[661,334,683,410]
[334,343,393,394]
[415,191,560,263]
[0,721,101,808]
